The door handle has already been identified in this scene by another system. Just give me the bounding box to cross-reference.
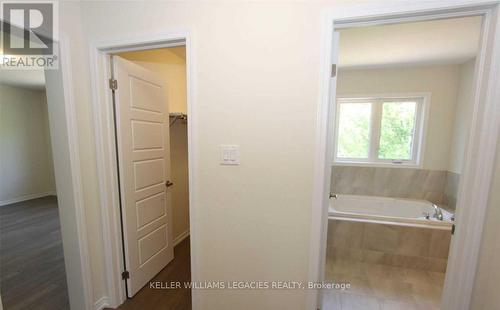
[165,181,174,188]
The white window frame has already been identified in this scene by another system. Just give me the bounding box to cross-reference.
[333,93,430,168]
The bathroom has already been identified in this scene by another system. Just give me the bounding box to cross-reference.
[324,16,481,309]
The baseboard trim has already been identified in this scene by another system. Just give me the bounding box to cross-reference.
[173,229,190,246]
[0,191,57,207]
[94,296,109,310]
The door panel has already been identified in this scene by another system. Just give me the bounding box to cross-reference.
[136,193,166,229]
[131,121,164,150]
[139,225,168,265]
[113,56,174,297]
[133,159,164,190]
[129,77,163,112]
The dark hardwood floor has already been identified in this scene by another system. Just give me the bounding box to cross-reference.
[0,195,191,310]
[112,237,192,310]
[0,196,70,310]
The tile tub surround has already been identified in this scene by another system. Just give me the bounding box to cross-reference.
[331,166,448,205]
[326,220,451,272]
[444,171,460,210]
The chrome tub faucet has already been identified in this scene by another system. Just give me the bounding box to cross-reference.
[432,204,444,221]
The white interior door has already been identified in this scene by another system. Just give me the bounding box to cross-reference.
[113,56,174,297]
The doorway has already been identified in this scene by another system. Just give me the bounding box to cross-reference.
[323,15,481,309]
[0,32,91,310]
[93,41,193,309]
[113,46,190,300]
[0,75,70,309]
[314,4,500,310]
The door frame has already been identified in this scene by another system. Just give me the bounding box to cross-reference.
[310,2,500,310]
[88,31,198,309]
[47,37,94,310]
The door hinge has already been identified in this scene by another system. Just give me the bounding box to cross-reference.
[109,78,118,90]
[331,64,337,78]
[451,224,456,235]
[122,270,129,280]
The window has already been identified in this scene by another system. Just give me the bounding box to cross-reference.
[334,95,427,166]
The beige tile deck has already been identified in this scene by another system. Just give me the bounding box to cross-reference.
[323,259,444,310]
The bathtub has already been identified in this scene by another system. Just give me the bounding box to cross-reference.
[329,194,453,230]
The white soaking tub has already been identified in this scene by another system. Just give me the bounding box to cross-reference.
[328,194,453,230]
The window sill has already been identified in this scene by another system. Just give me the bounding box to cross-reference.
[332,161,422,169]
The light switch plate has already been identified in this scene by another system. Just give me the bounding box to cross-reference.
[220,145,240,165]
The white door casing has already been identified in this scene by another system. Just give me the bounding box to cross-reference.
[113,56,174,297]
[315,30,340,309]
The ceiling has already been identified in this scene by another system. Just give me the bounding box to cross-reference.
[338,16,482,69]
[0,17,481,88]
[0,44,46,90]
[0,69,45,90]
[0,45,184,90]
[169,46,186,60]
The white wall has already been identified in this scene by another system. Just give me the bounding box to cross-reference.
[448,59,476,174]
[67,3,319,308]
[0,84,56,205]
[471,138,500,310]
[52,1,499,309]
[169,120,190,243]
[337,64,462,171]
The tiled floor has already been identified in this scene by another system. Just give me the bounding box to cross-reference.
[323,259,445,310]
